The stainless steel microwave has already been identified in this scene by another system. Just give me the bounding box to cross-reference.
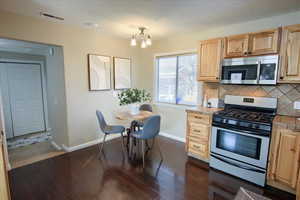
[221,55,279,85]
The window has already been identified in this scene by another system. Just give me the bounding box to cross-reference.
[156,53,198,105]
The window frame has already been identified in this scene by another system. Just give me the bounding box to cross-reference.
[154,51,198,106]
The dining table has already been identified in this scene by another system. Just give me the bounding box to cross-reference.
[115,110,154,156]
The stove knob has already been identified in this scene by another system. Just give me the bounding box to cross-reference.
[252,124,258,129]
[223,119,227,123]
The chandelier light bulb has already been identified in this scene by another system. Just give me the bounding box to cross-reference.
[130,35,137,46]
[141,39,147,48]
[146,35,152,46]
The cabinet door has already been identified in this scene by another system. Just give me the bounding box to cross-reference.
[273,129,300,189]
[297,176,300,200]
[249,28,280,56]
[224,34,249,58]
[279,24,300,82]
[198,38,223,82]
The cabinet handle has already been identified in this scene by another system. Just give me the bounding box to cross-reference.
[193,129,201,133]
[244,52,248,55]
[194,116,202,119]
[248,52,252,55]
[193,144,200,149]
[216,77,219,80]
[280,76,284,80]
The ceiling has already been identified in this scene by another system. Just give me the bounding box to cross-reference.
[1,0,300,40]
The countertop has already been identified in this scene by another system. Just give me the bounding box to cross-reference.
[186,106,223,115]
[273,115,300,131]
[186,107,300,131]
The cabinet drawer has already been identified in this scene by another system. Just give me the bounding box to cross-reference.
[188,113,210,125]
[189,135,209,143]
[189,123,210,138]
[189,141,209,157]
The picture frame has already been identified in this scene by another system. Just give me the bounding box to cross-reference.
[88,54,111,91]
[113,57,132,90]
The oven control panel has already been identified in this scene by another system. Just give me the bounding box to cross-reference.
[212,116,271,134]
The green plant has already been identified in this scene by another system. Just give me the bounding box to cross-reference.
[118,88,151,106]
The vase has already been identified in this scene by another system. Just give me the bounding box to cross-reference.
[129,103,140,115]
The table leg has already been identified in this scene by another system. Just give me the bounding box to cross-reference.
[126,128,131,147]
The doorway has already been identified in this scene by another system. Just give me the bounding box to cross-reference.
[0,62,48,139]
[0,38,69,169]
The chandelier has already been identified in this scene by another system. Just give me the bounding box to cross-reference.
[130,27,152,48]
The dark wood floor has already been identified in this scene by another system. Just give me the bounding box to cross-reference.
[9,136,295,200]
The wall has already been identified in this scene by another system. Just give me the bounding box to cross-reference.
[219,84,300,116]
[141,11,300,141]
[0,10,143,147]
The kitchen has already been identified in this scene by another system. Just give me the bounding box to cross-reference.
[1,2,300,200]
[186,24,300,198]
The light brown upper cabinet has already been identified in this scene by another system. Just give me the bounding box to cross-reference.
[224,34,249,58]
[249,29,280,56]
[224,28,280,58]
[198,38,223,82]
[279,24,300,83]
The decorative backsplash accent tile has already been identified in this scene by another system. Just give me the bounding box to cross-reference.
[218,84,300,116]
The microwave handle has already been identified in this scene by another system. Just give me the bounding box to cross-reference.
[256,61,261,84]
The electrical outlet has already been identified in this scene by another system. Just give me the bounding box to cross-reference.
[294,101,300,110]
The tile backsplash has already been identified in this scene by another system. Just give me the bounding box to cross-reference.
[215,84,300,116]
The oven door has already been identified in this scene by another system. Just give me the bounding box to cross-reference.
[211,126,270,169]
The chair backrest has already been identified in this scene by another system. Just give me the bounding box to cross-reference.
[140,115,161,139]
[96,110,107,132]
[139,104,153,112]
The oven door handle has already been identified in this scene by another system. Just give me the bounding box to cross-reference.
[211,154,265,174]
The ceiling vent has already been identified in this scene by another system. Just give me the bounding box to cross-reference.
[40,12,64,21]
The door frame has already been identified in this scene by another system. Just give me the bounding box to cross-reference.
[0,88,11,170]
[0,59,50,138]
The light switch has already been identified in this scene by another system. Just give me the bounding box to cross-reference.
[294,101,300,110]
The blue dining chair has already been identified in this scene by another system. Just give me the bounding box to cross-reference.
[139,104,153,112]
[96,110,126,156]
[130,115,163,168]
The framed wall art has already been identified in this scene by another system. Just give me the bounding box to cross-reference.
[88,54,111,91]
[113,57,131,90]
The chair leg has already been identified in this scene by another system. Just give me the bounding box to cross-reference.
[98,134,107,156]
[156,138,163,161]
[120,131,125,156]
[129,135,133,158]
[142,139,145,168]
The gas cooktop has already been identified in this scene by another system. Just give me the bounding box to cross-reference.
[212,95,277,135]
[213,109,274,124]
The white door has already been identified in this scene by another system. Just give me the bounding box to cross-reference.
[2,63,46,137]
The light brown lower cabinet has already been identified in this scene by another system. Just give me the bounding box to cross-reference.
[267,126,300,195]
[297,176,300,200]
[0,133,10,200]
[186,111,212,161]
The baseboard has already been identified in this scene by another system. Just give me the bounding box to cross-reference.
[159,132,186,143]
[62,134,121,152]
[50,141,62,151]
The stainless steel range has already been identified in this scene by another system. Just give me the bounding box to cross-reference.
[209,95,277,186]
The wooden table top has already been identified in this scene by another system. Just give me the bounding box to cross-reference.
[115,111,153,121]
